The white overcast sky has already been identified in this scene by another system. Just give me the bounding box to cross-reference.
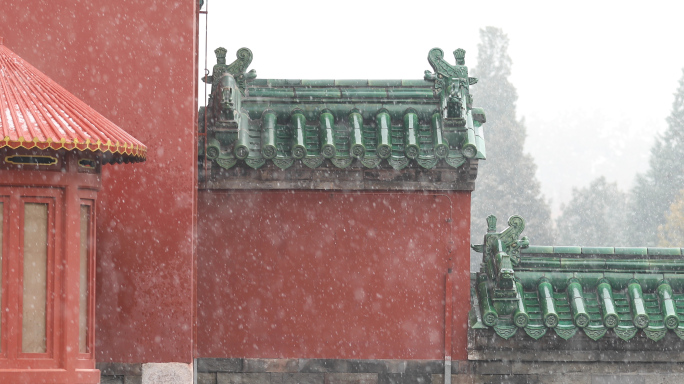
[199,1,684,215]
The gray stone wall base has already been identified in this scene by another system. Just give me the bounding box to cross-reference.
[98,362,192,384]
[433,374,684,384]
[142,362,193,384]
[97,362,142,384]
[101,359,684,384]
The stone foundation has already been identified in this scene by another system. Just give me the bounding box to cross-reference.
[98,363,142,384]
[195,359,442,384]
[99,358,684,383]
[98,362,192,384]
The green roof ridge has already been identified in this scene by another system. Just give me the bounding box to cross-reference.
[248,79,435,88]
[200,47,486,175]
[471,215,684,343]
[522,246,682,257]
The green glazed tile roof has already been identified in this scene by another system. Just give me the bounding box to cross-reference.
[199,47,486,173]
[470,215,684,342]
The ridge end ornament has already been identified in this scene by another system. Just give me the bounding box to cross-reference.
[423,47,478,122]
[203,47,257,95]
[424,48,483,160]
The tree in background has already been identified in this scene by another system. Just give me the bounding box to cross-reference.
[556,177,628,246]
[627,69,684,246]
[658,189,684,247]
[470,27,554,250]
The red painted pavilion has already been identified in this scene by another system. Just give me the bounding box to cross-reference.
[0,38,145,383]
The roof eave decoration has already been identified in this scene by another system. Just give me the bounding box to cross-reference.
[0,39,146,164]
[470,215,684,343]
[200,47,486,172]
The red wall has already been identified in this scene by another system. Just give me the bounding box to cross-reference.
[197,190,471,360]
[1,0,198,363]
[1,1,475,364]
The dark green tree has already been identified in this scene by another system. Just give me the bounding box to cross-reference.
[470,27,554,256]
[627,69,684,246]
[556,177,628,246]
